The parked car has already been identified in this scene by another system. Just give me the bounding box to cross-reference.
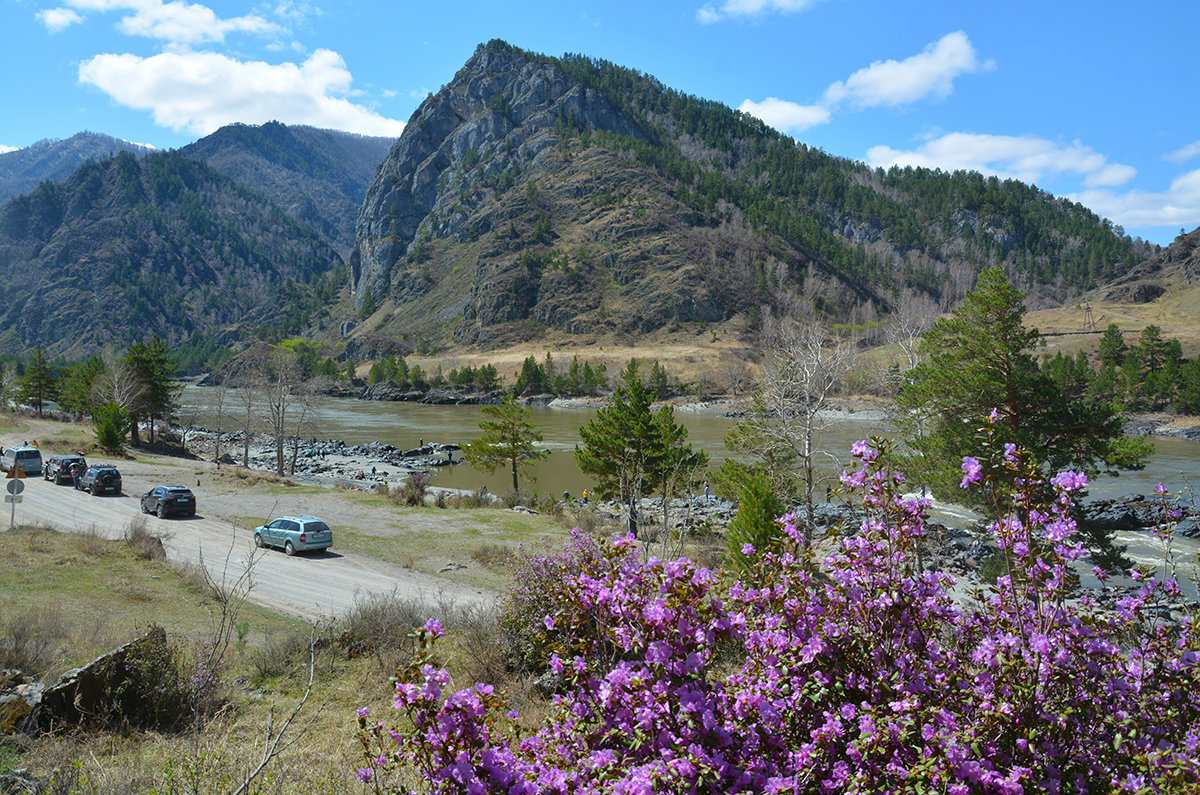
[1,445,43,476]
[140,485,196,518]
[77,465,122,495]
[44,454,88,485]
[252,515,333,556]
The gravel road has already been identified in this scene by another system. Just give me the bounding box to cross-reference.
[3,432,493,622]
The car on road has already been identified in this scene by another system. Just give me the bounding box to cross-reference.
[140,485,196,518]
[1,445,43,477]
[44,454,88,485]
[253,515,332,556]
[77,465,122,495]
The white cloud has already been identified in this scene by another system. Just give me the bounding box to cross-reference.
[37,7,84,32]
[61,0,279,45]
[696,0,818,24]
[823,31,991,109]
[865,132,1136,189]
[1071,169,1200,232]
[738,97,830,133]
[1165,140,1200,165]
[78,49,406,138]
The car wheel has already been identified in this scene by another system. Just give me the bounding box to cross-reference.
[254,533,264,548]
[89,484,97,495]
[284,541,296,557]
[157,503,166,519]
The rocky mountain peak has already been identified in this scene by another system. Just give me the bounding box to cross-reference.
[351,42,646,312]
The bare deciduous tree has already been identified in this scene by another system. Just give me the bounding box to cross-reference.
[728,319,856,545]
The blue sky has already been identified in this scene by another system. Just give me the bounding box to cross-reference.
[2,0,1197,246]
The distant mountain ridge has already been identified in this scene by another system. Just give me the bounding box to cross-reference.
[351,40,1155,348]
[0,132,154,205]
[182,122,394,256]
[0,149,341,358]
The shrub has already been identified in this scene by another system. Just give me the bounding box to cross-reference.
[0,605,67,675]
[493,529,630,674]
[124,515,167,561]
[394,472,430,506]
[355,436,1200,792]
[93,402,130,453]
[335,591,427,670]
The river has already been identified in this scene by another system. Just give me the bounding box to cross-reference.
[179,386,1200,504]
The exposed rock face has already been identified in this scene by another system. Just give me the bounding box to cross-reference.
[352,46,647,320]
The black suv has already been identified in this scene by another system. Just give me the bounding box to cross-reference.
[44,454,88,485]
[77,465,122,495]
[140,485,196,518]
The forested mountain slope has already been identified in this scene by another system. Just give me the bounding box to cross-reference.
[183,122,394,257]
[0,132,154,205]
[351,40,1155,348]
[0,150,342,358]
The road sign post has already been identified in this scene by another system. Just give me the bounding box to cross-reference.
[6,474,23,528]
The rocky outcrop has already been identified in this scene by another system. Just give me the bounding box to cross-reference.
[351,45,646,313]
[36,627,169,731]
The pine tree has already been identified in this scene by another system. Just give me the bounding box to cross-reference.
[462,394,549,495]
[17,346,58,416]
[126,336,179,444]
[897,268,1151,497]
[1097,323,1127,367]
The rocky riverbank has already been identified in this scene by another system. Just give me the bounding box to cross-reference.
[181,427,463,491]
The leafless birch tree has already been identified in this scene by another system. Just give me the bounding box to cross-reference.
[727,320,856,545]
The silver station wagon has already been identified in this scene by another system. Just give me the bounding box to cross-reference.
[252,515,333,556]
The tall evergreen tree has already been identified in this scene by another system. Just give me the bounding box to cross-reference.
[462,394,550,495]
[126,336,180,444]
[897,267,1152,497]
[575,361,704,538]
[1097,323,1128,367]
[896,268,1152,570]
[16,346,57,416]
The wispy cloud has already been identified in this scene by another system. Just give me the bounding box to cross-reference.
[865,132,1137,188]
[739,31,987,134]
[1072,169,1200,232]
[696,0,819,24]
[737,98,830,133]
[78,49,406,137]
[1165,140,1200,165]
[37,7,84,32]
[823,31,992,109]
[49,0,280,45]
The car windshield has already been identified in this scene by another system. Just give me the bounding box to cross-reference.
[166,488,192,495]
[304,521,330,534]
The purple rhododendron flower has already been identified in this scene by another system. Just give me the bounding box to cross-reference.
[960,457,982,488]
[1050,470,1088,492]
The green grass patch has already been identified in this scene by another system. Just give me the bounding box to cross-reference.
[0,523,305,679]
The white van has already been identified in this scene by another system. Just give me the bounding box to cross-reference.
[1,445,43,476]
